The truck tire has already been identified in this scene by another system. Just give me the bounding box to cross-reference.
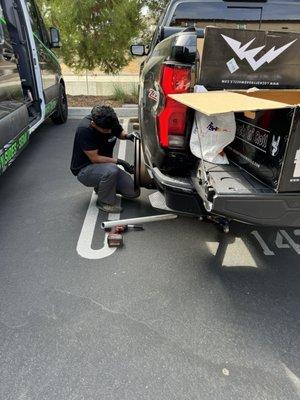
[51,84,68,125]
[134,137,154,189]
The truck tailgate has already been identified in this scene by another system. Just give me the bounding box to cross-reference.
[192,162,300,227]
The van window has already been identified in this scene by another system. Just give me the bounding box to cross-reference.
[0,5,23,104]
[25,0,43,41]
[170,2,300,32]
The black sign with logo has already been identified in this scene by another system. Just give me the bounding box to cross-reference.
[200,27,300,90]
[279,108,300,192]
[226,108,300,192]
[227,109,292,189]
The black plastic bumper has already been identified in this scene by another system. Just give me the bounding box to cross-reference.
[213,194,300,227]
[152,167,300,227]
[151,167,205,215]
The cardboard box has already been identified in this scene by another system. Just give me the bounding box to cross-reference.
[199,27,300,90]
[170,90,300,192]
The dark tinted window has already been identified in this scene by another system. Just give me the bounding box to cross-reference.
[0,5,23,104]
[35,1,50,45]
[25,0,43,41]
[170,2,300,31]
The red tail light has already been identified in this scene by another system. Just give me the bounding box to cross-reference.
[157,65,191,148]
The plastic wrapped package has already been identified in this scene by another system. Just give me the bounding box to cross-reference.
[190,86,236,164]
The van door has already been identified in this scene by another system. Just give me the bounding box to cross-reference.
[0,2,29,175]
[24,0,60,116]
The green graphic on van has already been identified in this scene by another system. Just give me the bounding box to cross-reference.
[0,16,6,25]
[45,99,58,117]
[0,131,29,170]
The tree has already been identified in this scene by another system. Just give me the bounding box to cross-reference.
[143,0,169,24]
[37,0,144,73]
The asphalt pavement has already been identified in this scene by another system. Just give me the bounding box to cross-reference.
[0,118,299,400]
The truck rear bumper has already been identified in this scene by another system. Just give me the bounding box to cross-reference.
[153,167,300,227]
[151,167,205,215]
[213,194,300,227]
[152,167,194,193]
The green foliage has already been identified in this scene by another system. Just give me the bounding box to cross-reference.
[143,0,170,23]
[36,0,143,73]
[112,84,138,104]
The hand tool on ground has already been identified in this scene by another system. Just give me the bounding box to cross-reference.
[107,225,145,248]
[107,225,125,248]
[104,214,177,248]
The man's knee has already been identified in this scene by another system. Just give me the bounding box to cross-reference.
[103,163,119,178]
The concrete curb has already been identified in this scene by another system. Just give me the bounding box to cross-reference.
[68,107,138,119]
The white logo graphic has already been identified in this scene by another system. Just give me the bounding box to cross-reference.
[293,150,300,178]
[271,135,281,157]
[148,88,159,102]
[226,58,239,74]
[221,34,297,72]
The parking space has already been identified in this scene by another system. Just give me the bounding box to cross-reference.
[0,119,299,400]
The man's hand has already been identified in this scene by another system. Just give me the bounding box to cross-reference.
[117,159,135,174]
[126,132,140,142]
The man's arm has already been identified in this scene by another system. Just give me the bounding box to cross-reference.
[84,150,134,174]
[119,130,128,140]
[84,150,117,164]
[119,130,139,142]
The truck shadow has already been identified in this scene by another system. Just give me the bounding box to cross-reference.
[197,221,300,379]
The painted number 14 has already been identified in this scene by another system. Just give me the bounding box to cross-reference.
[252,230,300,256]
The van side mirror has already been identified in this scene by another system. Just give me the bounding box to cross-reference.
[50,27,61,48]
[130,44,148,56]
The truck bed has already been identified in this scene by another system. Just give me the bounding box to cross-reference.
[201,161,273,195]
[192,161,300,227]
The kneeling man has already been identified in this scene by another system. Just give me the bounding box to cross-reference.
[70,105,138,213]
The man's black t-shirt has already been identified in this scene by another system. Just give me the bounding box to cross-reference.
[70,114,123,176]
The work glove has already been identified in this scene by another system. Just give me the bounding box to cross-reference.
[126,132,140,142]
[117,159,135,175]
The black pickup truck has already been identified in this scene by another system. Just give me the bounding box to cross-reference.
[131,0,300,228]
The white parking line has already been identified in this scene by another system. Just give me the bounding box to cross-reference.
[76,119,128,260]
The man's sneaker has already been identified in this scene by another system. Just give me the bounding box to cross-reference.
[96,200,123,213]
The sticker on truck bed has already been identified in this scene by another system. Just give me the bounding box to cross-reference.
[148,88,159,103]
